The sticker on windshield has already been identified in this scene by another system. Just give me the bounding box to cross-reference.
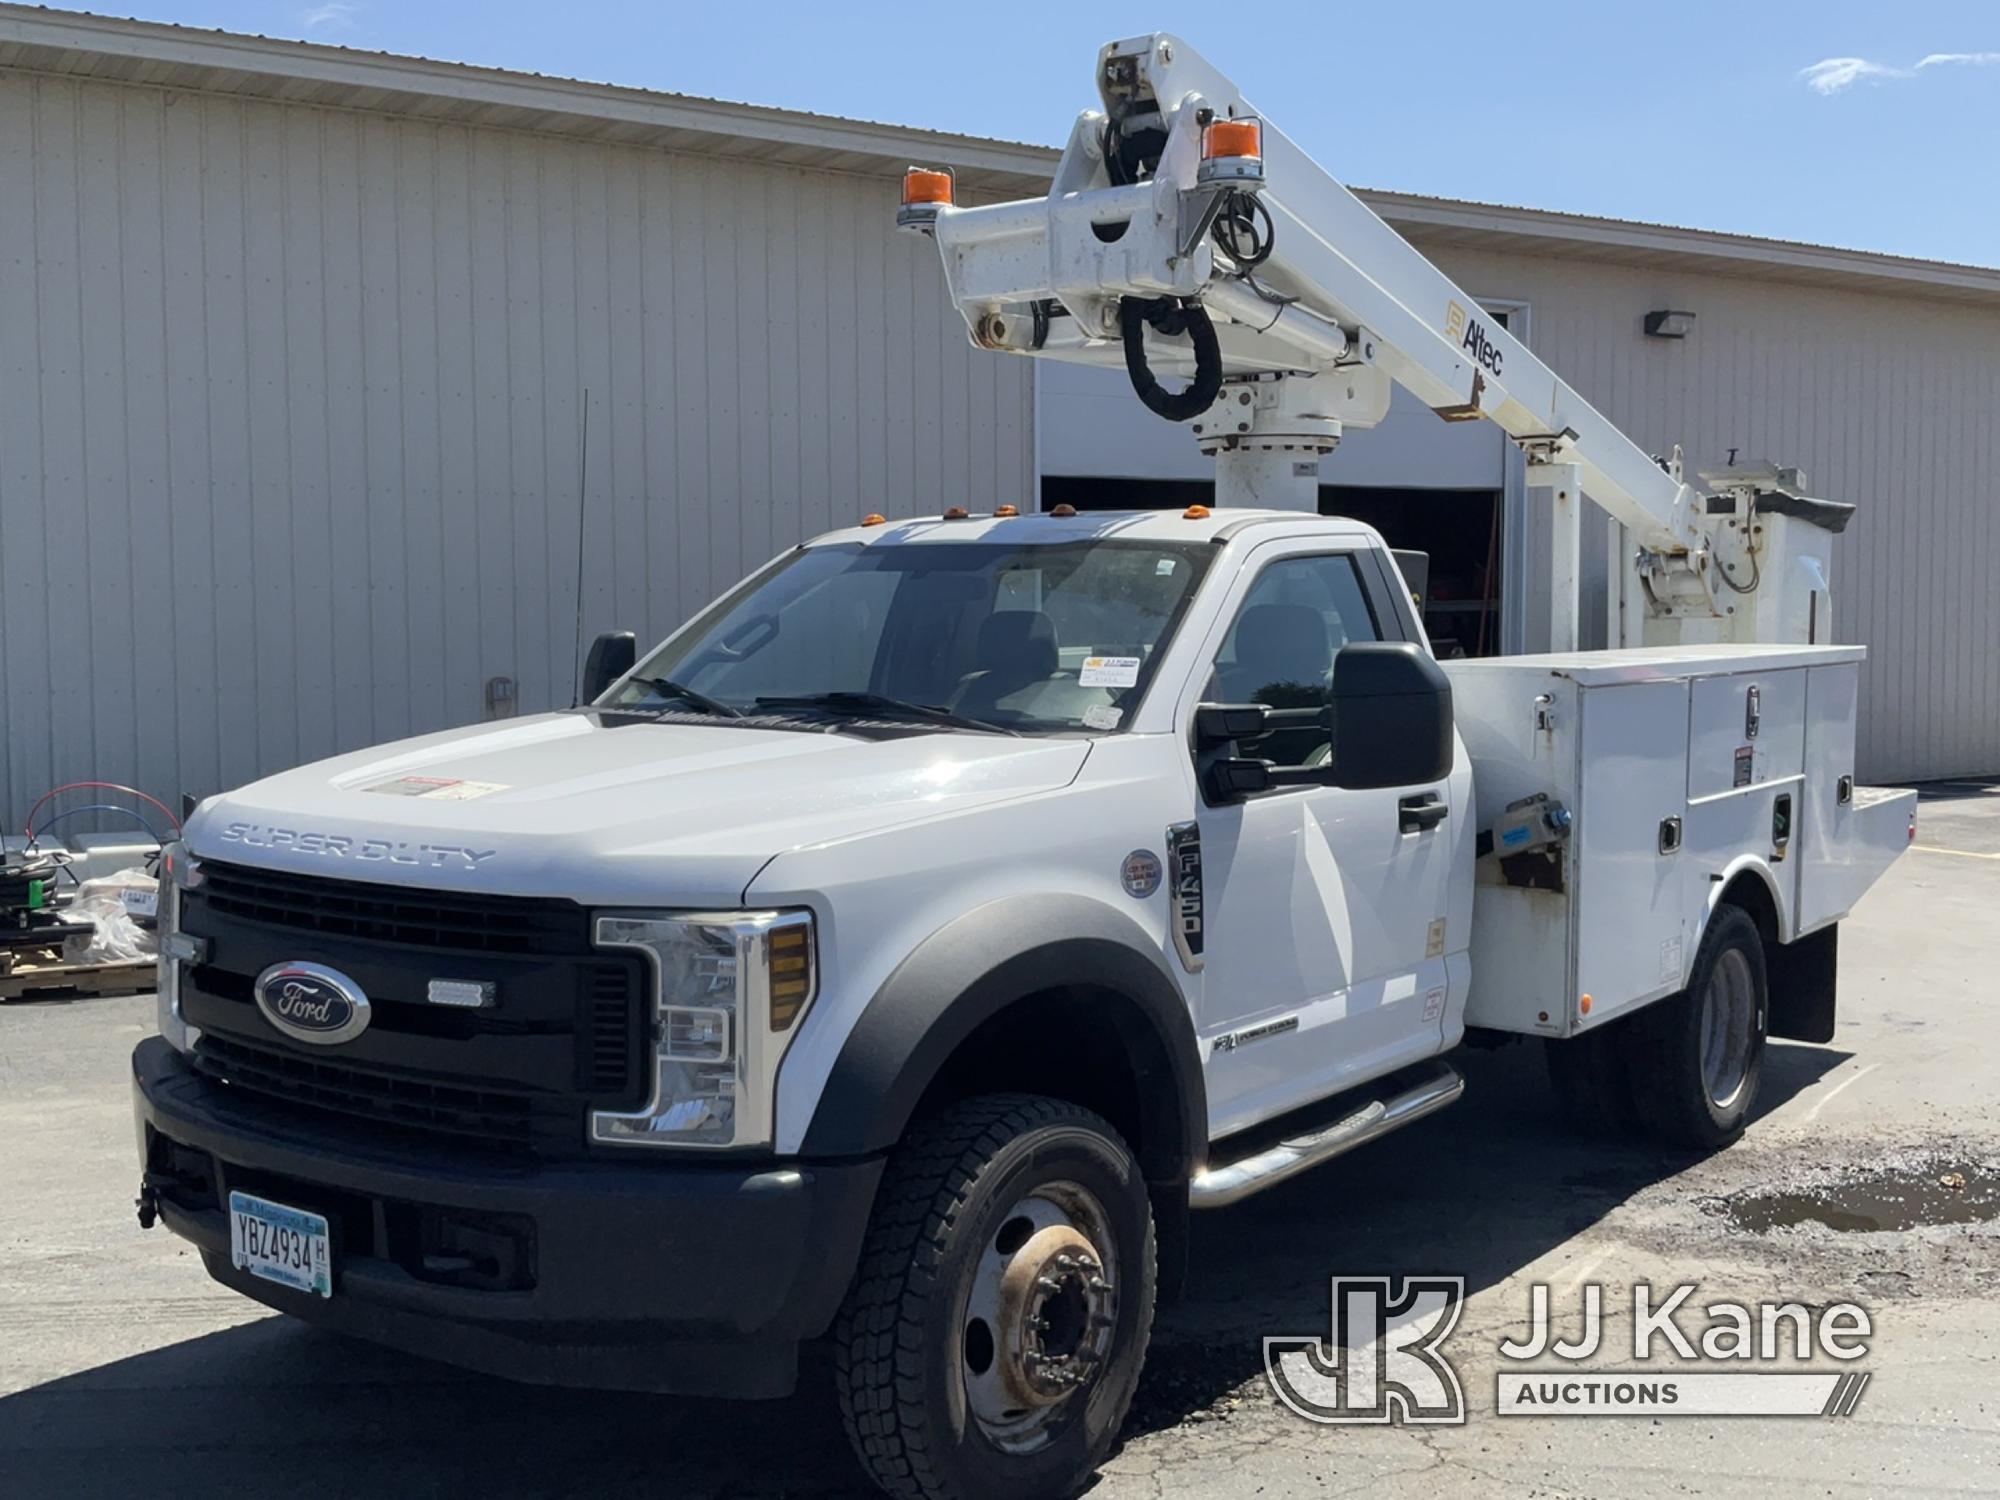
[363,776,509,802]
[1082,704,1123,731]
[1079,656,1141,688]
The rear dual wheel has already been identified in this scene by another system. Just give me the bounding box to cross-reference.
[1637,903,1769,1149]
[1545,902,1769,1150]
[834,1094,1156,1500]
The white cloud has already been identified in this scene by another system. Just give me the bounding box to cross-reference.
[1916,51,2000,70]
[302,2,357,28]
[1802,50,2000,95]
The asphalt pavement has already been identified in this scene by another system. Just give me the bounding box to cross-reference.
[2,783,1995,1498]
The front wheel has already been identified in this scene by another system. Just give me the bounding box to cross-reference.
[833,1094,1156,1500]
[1636,903,1769,1149]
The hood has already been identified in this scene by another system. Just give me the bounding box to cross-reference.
[188,712,1091,906]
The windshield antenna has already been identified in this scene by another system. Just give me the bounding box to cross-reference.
[569,387,591,709]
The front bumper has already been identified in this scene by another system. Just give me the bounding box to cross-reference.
[132,1037,882,1397]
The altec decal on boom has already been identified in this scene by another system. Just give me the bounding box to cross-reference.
[896,33,1855,653]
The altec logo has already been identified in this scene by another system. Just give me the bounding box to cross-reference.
[1445,300,1505,378]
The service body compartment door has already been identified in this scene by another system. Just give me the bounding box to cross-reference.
[1573,680,1692,1028]
[1688,671,1807,799]
[1684,667,1810,940]
[1796,662,1914,933]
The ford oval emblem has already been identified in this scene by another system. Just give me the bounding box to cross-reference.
[254,961,371,1045]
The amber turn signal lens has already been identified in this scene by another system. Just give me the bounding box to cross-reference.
[903,167,954,206]
[1201,119,1262,161]
[766,923,815,1031]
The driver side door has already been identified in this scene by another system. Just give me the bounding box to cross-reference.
[1187,542,1459,1139]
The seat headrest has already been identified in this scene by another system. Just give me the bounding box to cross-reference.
[975,611,1059,679]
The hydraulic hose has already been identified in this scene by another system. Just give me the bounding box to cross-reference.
[1120,296,1223,423]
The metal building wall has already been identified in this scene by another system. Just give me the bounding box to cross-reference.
[1420,244,1999,785]
[0,70,1033,821]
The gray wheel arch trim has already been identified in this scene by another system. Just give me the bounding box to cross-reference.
[798,894,1206,1181]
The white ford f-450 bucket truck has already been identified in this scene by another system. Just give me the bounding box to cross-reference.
[134,33,1915,1500]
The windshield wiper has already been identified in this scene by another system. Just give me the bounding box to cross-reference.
[626,676,744,718]
[755,692,1020,736]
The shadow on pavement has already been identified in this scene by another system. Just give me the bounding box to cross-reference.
[1123,1036,1847,1434]
[0,1039,1846,1499]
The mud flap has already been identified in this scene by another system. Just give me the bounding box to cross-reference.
[1768,922,1838,1043]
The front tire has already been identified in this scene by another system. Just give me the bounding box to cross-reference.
[1635,903,1769,1149]
[833,1094,1156,1500]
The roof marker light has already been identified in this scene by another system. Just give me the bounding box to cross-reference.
[1183,504,1212,520]
[860,513,887,526]
[1048,503,1077,517]
[943,506,971,520]
[993,504,1020,518]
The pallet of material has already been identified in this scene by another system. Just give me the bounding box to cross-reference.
[0,949,154,1002]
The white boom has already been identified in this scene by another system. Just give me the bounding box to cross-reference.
[899,33,1853,649]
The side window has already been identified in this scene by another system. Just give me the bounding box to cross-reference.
[1204,553,1381,767]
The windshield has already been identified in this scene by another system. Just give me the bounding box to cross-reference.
[603,537,1215,735]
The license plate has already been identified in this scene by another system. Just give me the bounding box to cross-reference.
[228,1190,332,1299]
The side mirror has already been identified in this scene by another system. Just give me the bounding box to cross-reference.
[1193,702,1270,750]
[1330,642,1454,789]
[582,630,637,703]
[1204,757,1273,802]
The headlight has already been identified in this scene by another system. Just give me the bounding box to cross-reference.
[591,910,817,1149]
[154,842,206,1055]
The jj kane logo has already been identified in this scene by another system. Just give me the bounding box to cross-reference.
[1265,1278,1875,1424]
[1265,1277,1467,1424]
[1445,300,1505,378]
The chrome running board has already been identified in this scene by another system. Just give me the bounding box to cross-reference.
[1188,1061,1464,1210]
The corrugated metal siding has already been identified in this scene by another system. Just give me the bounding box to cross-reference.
[1426,245,2000,785]
[0,71,1031,817]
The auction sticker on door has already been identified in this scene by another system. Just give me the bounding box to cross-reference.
[229,1191,332,1298]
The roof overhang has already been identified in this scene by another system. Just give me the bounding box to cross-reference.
[5,4,1998,306]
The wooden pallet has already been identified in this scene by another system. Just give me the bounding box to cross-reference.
[0,948,154,1002]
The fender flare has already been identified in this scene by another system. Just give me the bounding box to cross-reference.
[799,893,1206,1182]
[1704,854,1791,946]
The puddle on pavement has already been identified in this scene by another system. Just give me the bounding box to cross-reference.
[1730,1166,1999,1233]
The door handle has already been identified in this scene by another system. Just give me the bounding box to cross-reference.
[1399,793,1449,834]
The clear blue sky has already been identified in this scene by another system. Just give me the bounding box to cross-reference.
[54,0,2000,266]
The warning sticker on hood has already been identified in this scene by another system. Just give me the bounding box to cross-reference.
[363,776,509,802]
